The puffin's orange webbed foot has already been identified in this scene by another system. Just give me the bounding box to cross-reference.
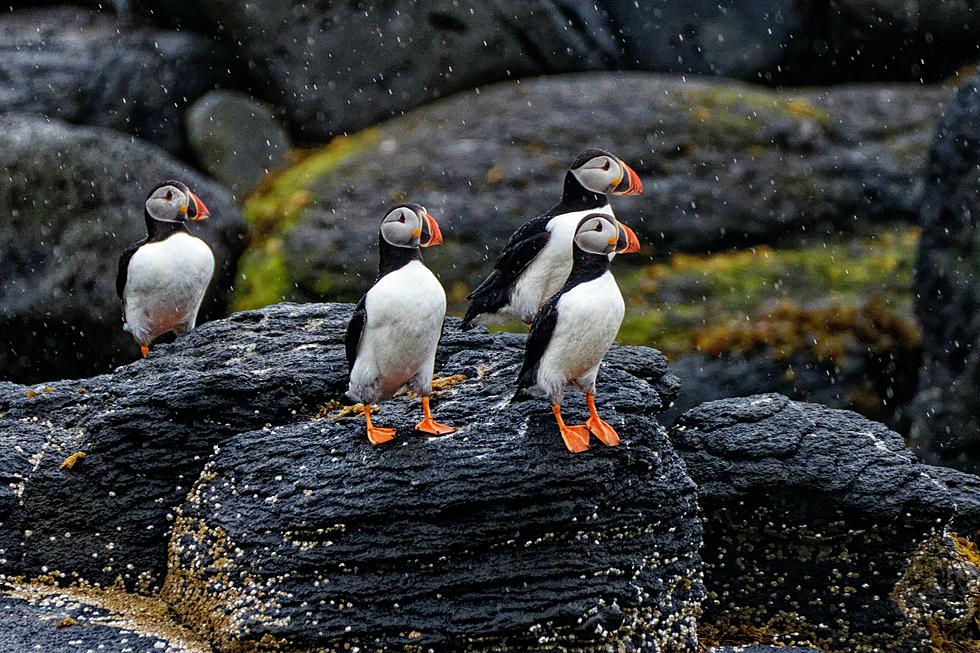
[140,345,150,358]
[586,393,620,447]
[553,404,589,453]
[415,396,455,435]
[364,404,395,445]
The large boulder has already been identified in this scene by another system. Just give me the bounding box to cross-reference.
[234,73,950,311]
[910,71,980,474]
[670,394,974,652]
[0,302,698,652]
[196,0,617,142]
[0,114,245,384]
[185,90,292,198]
[0,6,242,156]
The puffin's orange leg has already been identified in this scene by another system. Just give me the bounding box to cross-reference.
[415,396,455,435]
[553,404,590,453]
[140,344,151,358]
[364,404,395,445]
[586,393,620,447]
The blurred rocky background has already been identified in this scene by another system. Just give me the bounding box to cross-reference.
[0,0,978,475]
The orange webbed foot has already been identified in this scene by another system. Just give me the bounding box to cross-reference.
[415,417,456,435]
[140,345,150,358]
[587,416,621,447]
[559,424,591,453]
[585,393,620,447]
[367,426,396,445]
[416,396,455,436]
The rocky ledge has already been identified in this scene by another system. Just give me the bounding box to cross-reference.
[0,303,975,652]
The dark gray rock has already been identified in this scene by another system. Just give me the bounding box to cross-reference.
[910,71,980,474]
[0,6,243,156]
[0,300,686,622]
[923,464,980,542]
[709,647,824,653]
[185,90,291,197]
[196,0,617,142]
[0,114,245,384]
[0,580,208,652]
[239,73,950,310]
[671,394,960,652]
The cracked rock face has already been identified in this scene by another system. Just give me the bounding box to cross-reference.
[0,302,703,651]
[670,394,964,652]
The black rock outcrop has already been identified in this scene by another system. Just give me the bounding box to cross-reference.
[0,302,705,651]
[0,114,245,384]
[670,394,971,652]
[911,70,980,474]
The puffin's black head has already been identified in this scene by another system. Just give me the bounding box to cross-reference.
[144,180,210,223]
[575,214,640,256]
[380,203,443,249]
[568,149,643,197]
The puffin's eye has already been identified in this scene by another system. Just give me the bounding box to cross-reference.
[398,215,406,223]
[595,222,603,231]
[601,160,610,171]
[164,191,173,201]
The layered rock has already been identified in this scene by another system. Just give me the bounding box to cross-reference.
[235,73,950,310]
[0,6,242,156]
[910,70,980,474]
[0,302,704,651]
[670,394,971,652]
[0,114,245,383]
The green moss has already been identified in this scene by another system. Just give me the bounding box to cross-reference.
[618,228,919,355]
[230,129,381,311]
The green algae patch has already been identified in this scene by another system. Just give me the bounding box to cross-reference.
[231,130,380,311]
[618,227,919,355]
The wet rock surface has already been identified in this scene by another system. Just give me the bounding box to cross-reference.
[911,70,980,474]
[0,6,242,156]
[240,73,950,308]
[0,580,208,652]
[0,302,699,653]
[670,394,965,652]
[0,114,245,384]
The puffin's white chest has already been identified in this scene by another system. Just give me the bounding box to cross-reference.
[507,205,614,323]
[351,260,447,399]
[538,271,625,386]
[124,232,215,342]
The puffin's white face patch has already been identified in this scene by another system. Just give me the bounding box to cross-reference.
[380,206,423,248]
[572,155,621,194]
[574,216,619,255]
[146,185,188,223]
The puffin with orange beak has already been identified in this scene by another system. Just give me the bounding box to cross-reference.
[514,214,638,453]
[116,180,214,358]
[344,203,455,444]
[462,148,642,329]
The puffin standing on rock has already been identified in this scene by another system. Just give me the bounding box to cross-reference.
[461,148,642,329]
[116,180,214,357]
[344,204,456,444]
[514,214,637,453]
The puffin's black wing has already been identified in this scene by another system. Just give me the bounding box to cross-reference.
[345,295,367,372]
[516,294,560,389]
[462,214,553,328]
[115,240,144,299]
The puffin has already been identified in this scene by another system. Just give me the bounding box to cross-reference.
[116,180,213,357]
[514,214,637,453]
[344,203,456,444]
[461,148,642,329]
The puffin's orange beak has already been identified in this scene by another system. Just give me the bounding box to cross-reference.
[189,192,210,221]
[613,162,644,196]
[420,211,443,247]
[617,223,641,254]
